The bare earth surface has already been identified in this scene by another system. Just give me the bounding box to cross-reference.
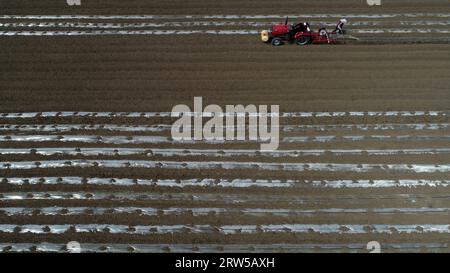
[0,0,449,253]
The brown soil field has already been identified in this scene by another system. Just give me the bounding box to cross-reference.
[1,37,449,112]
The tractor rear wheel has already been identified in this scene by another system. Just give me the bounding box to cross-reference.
[271,38,283,46]
[296,36,311,45]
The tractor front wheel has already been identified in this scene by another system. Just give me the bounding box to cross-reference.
[271,38,283,46]
[296,36,311,45]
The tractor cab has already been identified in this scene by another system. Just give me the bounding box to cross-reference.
[292,22,311,33]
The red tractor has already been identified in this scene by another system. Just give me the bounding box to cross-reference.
[261,17,347,46]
